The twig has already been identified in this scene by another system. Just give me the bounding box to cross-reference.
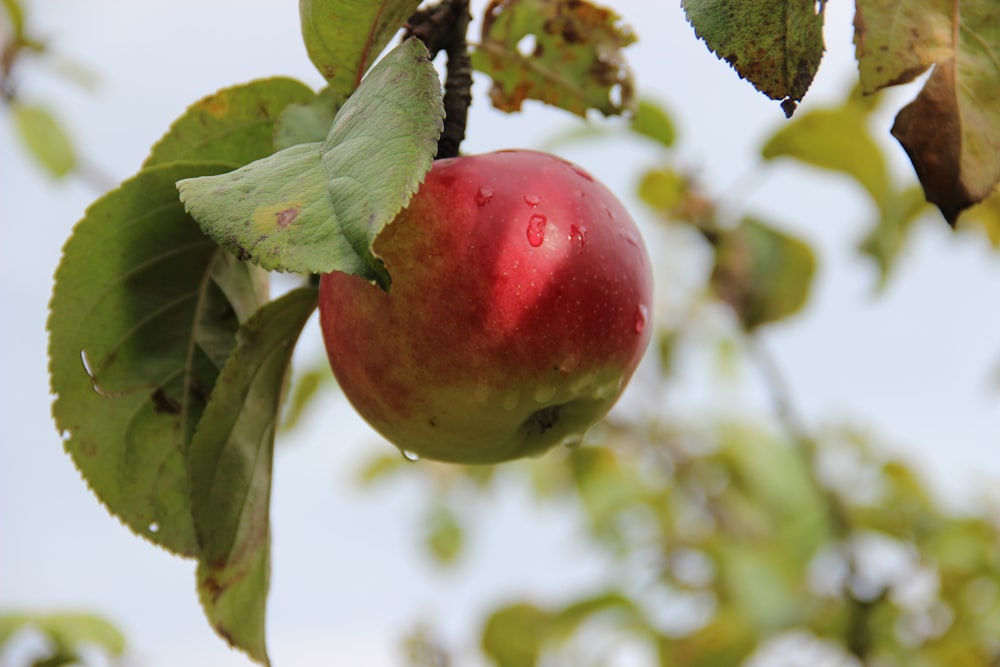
[405,0,472,159]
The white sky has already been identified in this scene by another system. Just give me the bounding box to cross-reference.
[1,1,998,666]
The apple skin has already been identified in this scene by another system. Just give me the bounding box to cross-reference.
[319,150,653,464]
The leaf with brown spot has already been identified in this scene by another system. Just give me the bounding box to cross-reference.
[190,287,318,667]
[471,0,636,117]
[855,0,1000,224]
[682,0,826,117]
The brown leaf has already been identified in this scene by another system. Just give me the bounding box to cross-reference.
[855,0,1000,224]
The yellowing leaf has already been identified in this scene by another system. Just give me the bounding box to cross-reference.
[958,186,1000,247]
[471,0,636,117]
[12,103,76,178]
[682,0,826,117]
[855,0,1000,223]
[761,86,891,208]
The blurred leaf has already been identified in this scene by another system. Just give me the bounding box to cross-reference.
[33,614,126,657]
[191,287,317,666]
[681,0,825,117]
[632,99,676,148]
[273,86,343,151]
[0,613,125,657]
[12,103,76,178]
[716,541,804,632]
[550,592,637,638]
[280,359,334,432]
[957,186,1000,248]
[761,87,891,208]
[638,167,688,213]
[657,330,678,377]
[857,186,931,289]
[144,77,315,168]
[710,217,816,329]
[299,0,419,98]
[3,0,25,38]
[855,0,1000,223]
[472,0,636,117]
[357,452,408,484]
[178,38,444,286]
[657,610,756,667]
[49,162,269,556]
[425,504,464,564]
[482,603,550,667]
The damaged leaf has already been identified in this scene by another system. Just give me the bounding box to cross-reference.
[854,0,1000,223]
[472,0,636,117]
[682,0,826,117]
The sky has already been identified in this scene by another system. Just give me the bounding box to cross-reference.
[1,1,998,666]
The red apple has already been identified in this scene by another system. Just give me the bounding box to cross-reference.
[319,150,653,463]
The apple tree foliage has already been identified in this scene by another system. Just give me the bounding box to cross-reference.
[1,0,991,664]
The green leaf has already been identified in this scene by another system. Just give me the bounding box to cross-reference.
[178,38,443,285]
[280,358,335,432]
[710,217,816,329]
[761,86,892,208]
[855,0,1000,223]
[2,0,26,38]
[858,186,930,288]
[299,0,420,98]
[272,86,344,151]
[682,0,826,117]
[190,287,317,667]
[472,0,636,117]
[482,603,550,667]
[637,167,688,213]
[549,593,637,638]
[631,99,676,148]
[958,187,1000,248]
[33,614,127,656]
[12,103,76,177]
[144,77,316,168]
[425,504,463,564]
[49,162,269,556]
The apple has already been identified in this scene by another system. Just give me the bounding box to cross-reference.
[318,150,653,464]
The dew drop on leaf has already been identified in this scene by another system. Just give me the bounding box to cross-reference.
[527,214,547,247]
[148,522,160,533]
[401,449,420,462]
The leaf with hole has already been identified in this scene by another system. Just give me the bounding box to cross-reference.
[472,0,636,117]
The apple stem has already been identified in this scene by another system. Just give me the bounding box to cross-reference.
[405,0,472,159]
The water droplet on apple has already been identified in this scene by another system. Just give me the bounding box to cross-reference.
[569,224,588,253]
[634,304,649,334]
[523,194,540,207]
[624,232,640,248]
[570,372,596,395]
[526,214,547,247]
[474,187,494,206]
[559,352,581,373]
[502,391,521,411]
[572,165,595,182]
[534,384,557,403]
[605,207,616,220]
[401,449,420,462]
